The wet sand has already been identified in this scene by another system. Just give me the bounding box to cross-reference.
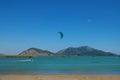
[0,75,120,80]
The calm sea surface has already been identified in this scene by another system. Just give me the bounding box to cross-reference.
[0,56,120,75]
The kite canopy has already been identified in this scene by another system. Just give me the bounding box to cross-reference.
[58,32,63,39]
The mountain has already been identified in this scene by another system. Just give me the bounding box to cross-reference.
[57,46,116,56]
[19,48,54,56]
[19,46,117,56]
[0,54,5,56]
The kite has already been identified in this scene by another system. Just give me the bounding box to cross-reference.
[58,32,63,39]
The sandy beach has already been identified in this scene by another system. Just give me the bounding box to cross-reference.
[0,75,120,80]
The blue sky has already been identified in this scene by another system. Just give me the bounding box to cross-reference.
[0,0,120,54]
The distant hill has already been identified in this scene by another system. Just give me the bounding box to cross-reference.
[19,48,54,56]
[0,54,5,56]
[57,46,116,56]
[18,46,117,56]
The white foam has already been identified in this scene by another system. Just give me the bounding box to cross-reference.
[17,59,33,62]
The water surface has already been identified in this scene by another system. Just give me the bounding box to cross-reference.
[0,56,120,75]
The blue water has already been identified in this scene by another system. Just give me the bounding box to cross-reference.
[0,56,120,75]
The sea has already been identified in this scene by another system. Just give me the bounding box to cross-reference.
[0,56,120,75]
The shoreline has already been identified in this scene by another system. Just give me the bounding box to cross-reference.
[0,75,120,80]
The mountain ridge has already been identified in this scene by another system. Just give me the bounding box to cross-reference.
[57,46,116,56]
[19,47,54,56]
[19,46,117,56]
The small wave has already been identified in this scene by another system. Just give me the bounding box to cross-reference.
[17,59,33,62]
[0,59,33,63]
